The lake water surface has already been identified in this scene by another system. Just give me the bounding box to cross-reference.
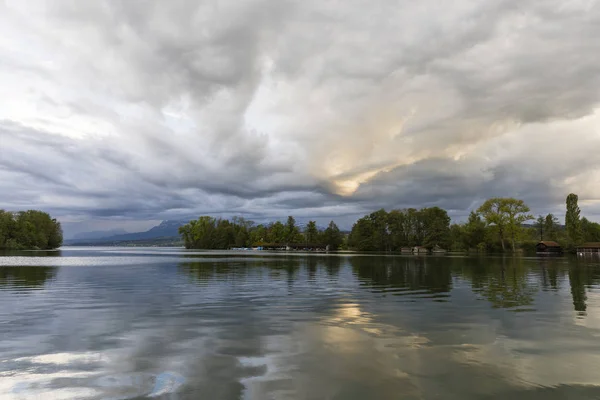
[2,247,600,399]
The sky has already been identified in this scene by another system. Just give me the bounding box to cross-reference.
[1,0,600,237]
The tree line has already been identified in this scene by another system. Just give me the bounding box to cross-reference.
[0,210,63,250]
[348,194,600,253]
[180,193,600,252]
[178,216,344,250]
[348,207,451,251]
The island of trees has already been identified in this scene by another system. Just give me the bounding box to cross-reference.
[0,210,63,250]
[180,194,600,253]
[179,216,344,250]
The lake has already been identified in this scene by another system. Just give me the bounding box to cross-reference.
[1,247,600,399]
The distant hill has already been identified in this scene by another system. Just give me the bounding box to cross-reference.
[65,219,350,246]
[71,228,128,240]
[65,220,186,245]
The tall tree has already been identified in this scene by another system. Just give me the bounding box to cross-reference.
[387,210,408,250]
[369,209,390,251]
[348,216,375,251]
[535,215,545,241]
[249,224,268,245]
[543,213,559,241]
[477,198,533,252]
[502,199,534,252]
[420,207,451,249]
[304,221,319,244]
[464,211,487,250]
[566,193,583,245]
[477,198,509,251]
[269,221,286,244]
[322,221,343,250]
[284,216,301,244]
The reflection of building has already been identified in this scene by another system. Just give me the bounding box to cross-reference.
[577,242,600,255]
[536,241,562,255]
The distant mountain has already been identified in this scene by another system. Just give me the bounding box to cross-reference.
[65,220,186,245]
[71,228,128,240]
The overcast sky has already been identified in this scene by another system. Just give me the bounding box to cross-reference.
[1,0,600,237]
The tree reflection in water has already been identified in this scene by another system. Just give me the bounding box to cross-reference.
[178,254,600,315]
[0,266,57,289]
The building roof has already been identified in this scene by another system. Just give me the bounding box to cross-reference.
[537,241,561,247]
[578,242,600,248]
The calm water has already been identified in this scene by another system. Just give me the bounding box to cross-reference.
[2,248,600,399]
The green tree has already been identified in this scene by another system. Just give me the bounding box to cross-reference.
[387,210,408,250]
[464,211,487,250]
[566,193,583,245]
[178,223,193,248]
[322,221,343,250]
[503,199,534,252]
[477,198,509,251]
[477,198,533,252]
[535,215,545,241]
[215,219,235,249]
[269,221,286,244]
[420,207,451,249]
[543,213,559,241]
[304,221,319,244]
[284,216,301,244]
[47,218,63,249]
[370,209,390,251]
[449,224,466,251]
[0,210,62,250]
[581,217,600,242]
[249,224,268,245]
[348,216,375,251]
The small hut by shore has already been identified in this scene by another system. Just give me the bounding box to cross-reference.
[535,241,563,255]
[576,242,600,255]
[413,246,429,254]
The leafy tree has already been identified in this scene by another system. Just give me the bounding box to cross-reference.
[464,211,487,250]
[420,207,451,249]
[47,218,63,249]
[322,221,343,250]
[543,213,559,241]
[348,216,375,251]
[581,217,600,242]
[284,216,301,244]
[350,207,450,251]
[178,224,193,248]
[566,193,583,245]
[0,209,62,250]
[535,215,545,241]
[477,198,533,252]
[387,210,409,249]
[502,199,534,252]
[269,221,286,244]
[449,224,466,251]
[477,198,509,251]
[249,224,268,245]
[304,221,319,243]
[370,209,390,251]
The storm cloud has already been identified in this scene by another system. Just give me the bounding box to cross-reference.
[1,0,600,235]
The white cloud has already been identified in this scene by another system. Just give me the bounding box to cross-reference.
[1,0,600,231]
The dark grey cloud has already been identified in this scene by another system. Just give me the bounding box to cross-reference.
[1,0,600,235]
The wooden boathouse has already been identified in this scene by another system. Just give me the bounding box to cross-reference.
[535,241,563,255]
[576,242,600,255]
